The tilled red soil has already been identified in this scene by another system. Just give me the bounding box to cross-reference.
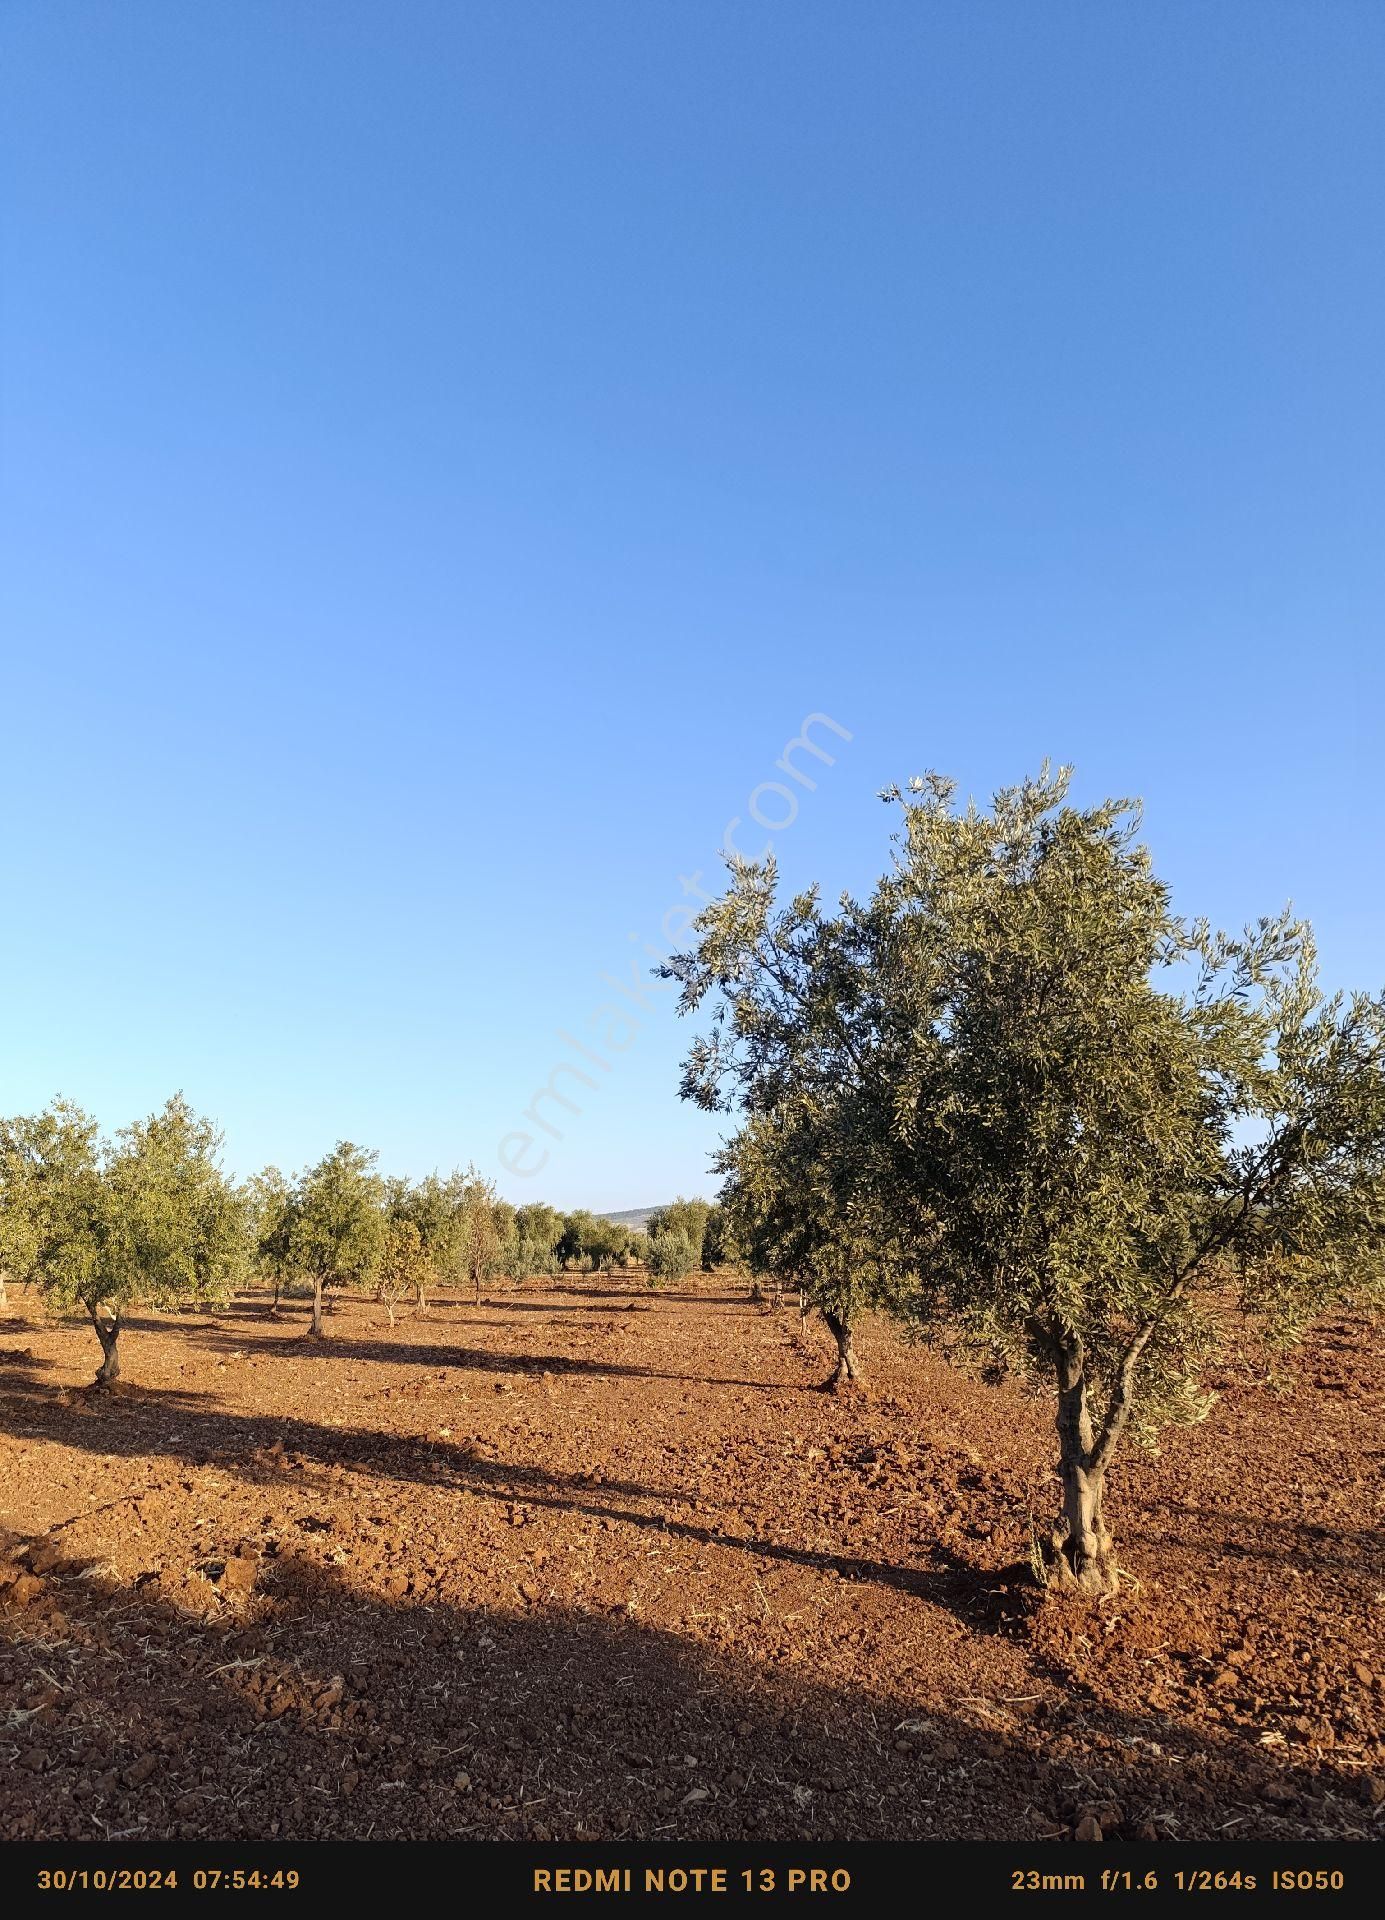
[1,1277,1381,1843]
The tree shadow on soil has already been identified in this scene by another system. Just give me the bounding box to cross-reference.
[0,1366,1032,1627]
[0,1343,60,1376]
[1,1535,1370,1845]
[1131,1506,1384,1586]
[171,1323,789,1393]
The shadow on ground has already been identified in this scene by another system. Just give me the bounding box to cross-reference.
[0,1364,1019,1623]
[1,1537,1365,1845]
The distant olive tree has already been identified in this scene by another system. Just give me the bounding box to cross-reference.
[247,1165,297,1314]
[559,1210,636,1273]
[645,1197,712,1267]
[377,1215,429,1328]
[719,1098,909,1387]
[646,1227,699,1284]
[511,1201,564,1279]
[383,1172,457,1314]
[700,1203,727,1272]
[0,1112,48,1310]
[290,1142,385,1337]
[457,1165,502,1304]
[489,1200,519,1284]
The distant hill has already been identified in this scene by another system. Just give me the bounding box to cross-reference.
[598,1206,666,1235]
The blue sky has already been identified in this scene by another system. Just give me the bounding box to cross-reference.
[2,2,1382,1209]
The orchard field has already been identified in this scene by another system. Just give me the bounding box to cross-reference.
[2,1274,1381,1844]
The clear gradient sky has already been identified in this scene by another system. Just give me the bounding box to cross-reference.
[2,2,1382,1209]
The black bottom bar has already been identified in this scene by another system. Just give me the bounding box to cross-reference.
[3,1841,1378,1905]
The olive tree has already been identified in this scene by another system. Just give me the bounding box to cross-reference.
[718,1097,910,1387]
[646,1198,712,1266]
[666,764,1385,1594]
[512,1201,564,1278]
[558,1210,635,1273]
[490,1200,518,1283]
[247,1166,297,1314]
[662,851,912,1380]
[456,1165,502,1304]
[877,768,1385,1592]
[646,1227,699,1284]
[0,1095,245,1384]
[378,1215,429,1328]
[396,1172,466,1313]
[0,1101,105,1359]
[291,1142,385,1337]
[700,1203,728,1272]
[0,1113,49,1309]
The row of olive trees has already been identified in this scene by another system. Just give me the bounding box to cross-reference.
[554,1209,645,1275]
[0,1107,648,1378]
[663,763,1385,1596]
[246,1149,514,1336]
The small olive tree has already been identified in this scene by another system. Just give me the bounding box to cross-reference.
[646,1227,698,1284]
[0,1095,245,1384]
[456,1164,502,1304]
[247,1165,297,1314]
[290,1142,385,1337]
[512,1201,564,1279]
[646,1198,712,1267]
[378,1215,429,1328]
[719,1098,910,1387]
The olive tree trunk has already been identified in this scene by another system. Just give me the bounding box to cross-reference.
[1049,1337,1118,1596]
[88,1304,122,1385]
[819,1309,861,1390]
[310,1276,326,1338]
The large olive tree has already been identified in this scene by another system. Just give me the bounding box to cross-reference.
[666,765,1385,1594]
[879,768,1385,1591]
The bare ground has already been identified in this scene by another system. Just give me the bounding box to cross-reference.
[1,1275,1381,1843]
